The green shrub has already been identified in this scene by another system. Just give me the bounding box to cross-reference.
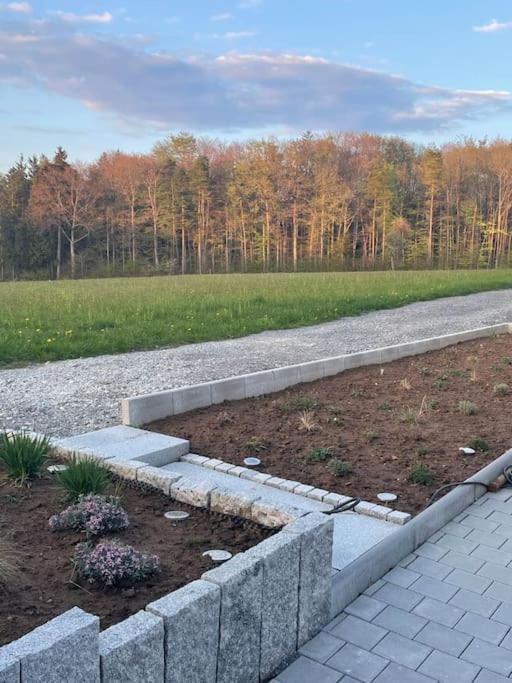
[327,458,350,477]
[279,396,317,412]
[468,437,490,452]
[378,401,392,411]
[56,456,109,502]
[409,464,435,486]
[364,430,379,442]
[458,400,477,415]
[0,431,50,485]
[245,437,268,454]
[305,447,332,463]
[417,446,428,457]
[494,383,510,396]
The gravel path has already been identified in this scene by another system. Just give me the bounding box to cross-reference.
[2,288,512,437]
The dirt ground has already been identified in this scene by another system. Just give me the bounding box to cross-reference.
[0,473,272,645]
[150,335,512,515]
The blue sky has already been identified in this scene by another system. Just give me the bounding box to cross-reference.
[0,0,511,169]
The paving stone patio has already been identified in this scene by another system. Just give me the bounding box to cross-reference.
[275,488,512,682]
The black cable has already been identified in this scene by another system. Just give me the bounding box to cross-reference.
[425,464,512,509]
[323,496,361,514]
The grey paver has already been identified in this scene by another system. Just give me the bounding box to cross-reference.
[344,595,386,621]
[478,562,512,587]
[383,566,421,588]
[277,656,342,683]
[442,521,472,538]
[373,632,431,670]
[330,615,387,650]
[374,662,436,683]
[298,632,344,664]
[474,669,511,682]
[327,643,389,682]
[498,628,512,651]
[435,534,479,555]
[407,557,452,580]
[445,568,492,594]
[373,605,428,639]
[373,583,423,612]
[409,575,458,603]
[466,529,508,549]
[471,545,512,567]
[490,603,512,628]
[415,543,447,561]
[364,579,385,596]
[459,515,500,533]
[418,649,481,683]
[461,638,512,676]
[412,597,465,627]
[449,588,500,618]
[484,580,512,604]
[415,620,473,657]
[455,611,509,645]
[440,550,485,573]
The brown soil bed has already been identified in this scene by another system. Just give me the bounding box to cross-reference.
[150,334,512,516]
[0,473,272,646]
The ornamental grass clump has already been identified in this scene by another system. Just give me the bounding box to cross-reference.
[73,541,160,587]
[56,456,109,502]
[0,431,50,486]
[49,495,129,536]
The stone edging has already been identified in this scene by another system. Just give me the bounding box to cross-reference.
[180,453,411,525]
[0,513,334,683]
[330,447,512,617]
[121,323,511,427]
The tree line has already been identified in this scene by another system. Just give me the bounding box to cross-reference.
[2,132,512,279]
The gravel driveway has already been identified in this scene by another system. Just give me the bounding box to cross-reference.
[2,288,512,437]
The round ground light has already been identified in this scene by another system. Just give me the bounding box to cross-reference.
[202,549,232,562]
[377,492,398,503]
[244,457,261,467]
[164,511,190,521]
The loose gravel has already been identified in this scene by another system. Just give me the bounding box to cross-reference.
[1,289,512,437]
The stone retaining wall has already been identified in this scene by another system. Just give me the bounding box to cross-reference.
[0,513,333,683]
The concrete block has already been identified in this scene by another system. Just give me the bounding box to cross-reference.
[99,610,164,683]
[306,488,329,501]
[387,510,412,525]
[0,652,19,683]
[147,580,220,683]
[248,472,272,484]
[170,478,216,508]
[245,531,301,680]
[104,458,148,480]
[202,552,263,683]
[323,355,346,378]
[282,513,334,645]
[227,465,248,477]
[365,504,393,520]
[137,466,181,494]
[266,476,287,489]
[121,392,173,427]
[56,426,143,451]
[180,453,209,465]
[214,462,237,474]
[171,383,212,415]
[355,501,377,516]
[272,365,301,392]
[323,492,352,507]
[344,349,382,370]
[298,360,325,383]
[277,480,301,492]
[211,377,246,404]
[244,370,275,398]
[3,607,99,683]
[202,458,224,470]
[294,484,315,496]
[210,488,259,518]
[251,500,305,528]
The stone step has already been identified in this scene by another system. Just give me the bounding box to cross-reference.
[54,426,189,467]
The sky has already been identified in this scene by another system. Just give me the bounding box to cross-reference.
[0,0,511,169]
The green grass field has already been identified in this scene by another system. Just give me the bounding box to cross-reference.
[1,270,512,366]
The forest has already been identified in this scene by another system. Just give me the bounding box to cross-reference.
[2,132,512,279]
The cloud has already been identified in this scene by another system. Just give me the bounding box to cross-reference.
[2,2,31,12]
[51,10,113,24]
[473,18,512,32]
[0,20,510,135]
[210,12,233,21]
[211,31,256,39]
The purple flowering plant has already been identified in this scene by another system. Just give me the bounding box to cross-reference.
[73,541,160,586]
[49,495,129,536]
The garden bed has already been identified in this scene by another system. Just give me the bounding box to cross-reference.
[149,334,512,515]
[0,471,272,646]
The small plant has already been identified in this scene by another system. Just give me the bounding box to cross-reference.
[0,431,50,485]
[400,378,412,390]
[56,456,109,502]
[305,447,332,463]
[298,410,318,432]
[417,445,428,457]
[448,369,466,378]
[409,464,435,486]
[502,357,512,366]
[327,458,350,477]
[378,401,392,411]
[364,430,379,442]
[245,437,268,454]
[397,407,417,425]
[494,383,510,396]
[49,495,129,536]
[279,395,317,412]
[457,400,477,416]
[468,437,490,452]
[0,540,20,592]
[434,378,448,391]
[419,366,432,377]
[73,541,159,587]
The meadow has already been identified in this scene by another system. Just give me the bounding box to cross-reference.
[1,270,512,365]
